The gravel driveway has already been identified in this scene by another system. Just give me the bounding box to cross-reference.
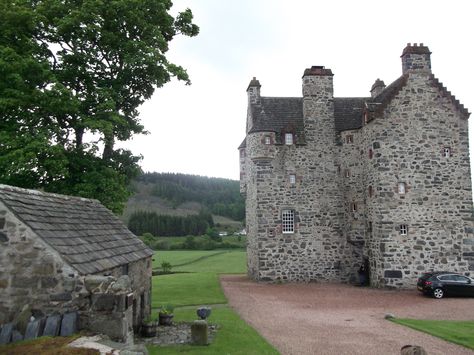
[220,275,474,355]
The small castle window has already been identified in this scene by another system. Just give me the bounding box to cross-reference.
[398,182,406,194]
[400,224,408,236]
[345,169,351,178]
[351,202,357,212]
[368,149,373,159]
[443,147,451,158]
[346,135,353,144]
[285,133,293,145]
[368,185,373,197]
[289,174,296,185]
[240,149,245,158]
[282,210,295,234]
[364,112,369,124]
[264,136,271,145]
[367,221,373,234]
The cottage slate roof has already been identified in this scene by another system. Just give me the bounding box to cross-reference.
[0,185,153,275]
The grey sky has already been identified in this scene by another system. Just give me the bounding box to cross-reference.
[120,0,474,180]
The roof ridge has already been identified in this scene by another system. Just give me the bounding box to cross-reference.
[429,75,470,119]
[0,184,100,204]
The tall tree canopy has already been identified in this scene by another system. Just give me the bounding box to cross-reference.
[0,0,198,212]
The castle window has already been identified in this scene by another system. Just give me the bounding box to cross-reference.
[285,133,293,145]
[368,185,373,197]
[289,174,296,185]
[264,136,271,145]
[367,221,373,234]
[346,135,353,144]
[282,210,295,234]
[398,182,406,194]
[443,147,451,157]
[368,149,373,159]
[351,202,357,212]
[345,169,350,178]
[399,224,408,236]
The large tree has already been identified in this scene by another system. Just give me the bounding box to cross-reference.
[0,0,198,212]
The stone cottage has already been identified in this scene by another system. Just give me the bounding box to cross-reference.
[239,43,474,288]
[0,184,153,340]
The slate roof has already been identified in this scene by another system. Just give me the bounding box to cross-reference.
[334,97,368,131]
[249,97,305,144]
[0,185,153,275]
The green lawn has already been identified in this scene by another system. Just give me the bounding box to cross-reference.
[153,250,226,268]
[173,250,246,273]
[148,307,278,355]
[151,272,227,308]
[149,249,278,354]
[391,319,474,350]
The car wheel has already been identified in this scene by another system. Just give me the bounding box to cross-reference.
[433,288,444,299]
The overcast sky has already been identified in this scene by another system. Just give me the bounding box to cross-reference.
[119,0,474,181]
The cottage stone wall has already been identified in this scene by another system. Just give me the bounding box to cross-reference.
[0,200,152,338]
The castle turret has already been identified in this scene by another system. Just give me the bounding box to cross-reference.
[401,43,431,74]
[370,79,385,98]
[247,77,261,104]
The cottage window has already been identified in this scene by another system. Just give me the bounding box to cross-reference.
[285,133,293,145]
[264,136,271,145]
[443,147,451,158]
[122,263,129,275]
[289,174,296,185]
[346,135,353,144]
[398,182,406,194]
[400,224,408,236]
[282,210,295,234]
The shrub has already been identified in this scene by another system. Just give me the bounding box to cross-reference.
[161,261,172,274]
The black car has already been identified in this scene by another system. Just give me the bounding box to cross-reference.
[417,272,474,299]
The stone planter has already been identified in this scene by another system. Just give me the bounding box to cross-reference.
[141,322,157,337]
[158,313,174,326]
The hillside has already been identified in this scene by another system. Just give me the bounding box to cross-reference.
[122,173,244,231]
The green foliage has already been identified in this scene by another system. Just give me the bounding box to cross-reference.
[0,0,198,213]
[139,172,245,220]
[129,209,213,236]
[391,318,474,350]
[158,303,174,315]
[160,261,172,274]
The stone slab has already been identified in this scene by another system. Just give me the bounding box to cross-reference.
[0,323,13,344]
[24,319,43,340]
[191,320,208,345]
[60,312,78,336]
[43,315,62,337]
[11,330,24,342]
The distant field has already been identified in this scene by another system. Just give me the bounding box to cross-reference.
[153,250,226,268]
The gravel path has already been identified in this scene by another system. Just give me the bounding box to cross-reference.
[220,275,474,355]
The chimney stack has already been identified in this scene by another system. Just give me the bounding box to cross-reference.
[401,43,431,74]
[370,79,386,98]
[247,77,261,104]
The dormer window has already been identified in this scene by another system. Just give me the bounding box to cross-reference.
[346,135,353,144]
[443,147,451,158]
[264,136,271,145]
[285,133,293,145]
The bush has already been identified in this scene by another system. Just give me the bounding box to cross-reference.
[156,240,170,250]
[161,261,172,274]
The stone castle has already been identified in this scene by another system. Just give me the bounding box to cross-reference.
[238,43,474,288]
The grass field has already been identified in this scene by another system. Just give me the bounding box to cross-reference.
[149,249,278,354]
[391,318,474,350]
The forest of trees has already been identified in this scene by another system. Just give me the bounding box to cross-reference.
[128,209,214,237]
[137,172,245,221]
